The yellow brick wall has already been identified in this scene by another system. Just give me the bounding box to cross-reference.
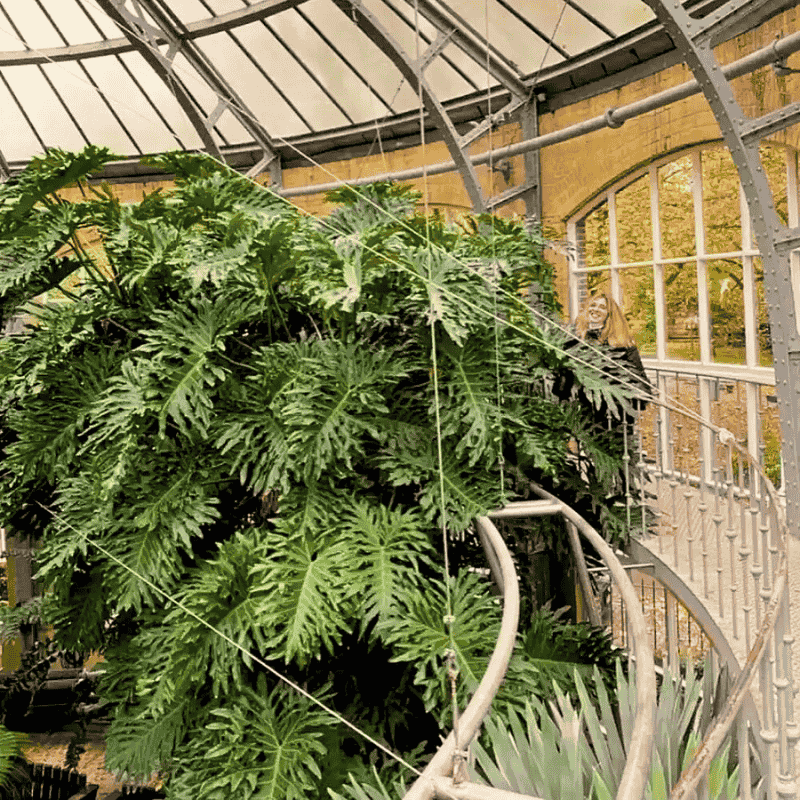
[48,8,800,317]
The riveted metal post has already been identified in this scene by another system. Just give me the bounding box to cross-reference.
[519,100,542,225]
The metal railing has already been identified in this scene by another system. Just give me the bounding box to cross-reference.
[405,498,657,800]
[611,395,797,800]
[403,390,793,800]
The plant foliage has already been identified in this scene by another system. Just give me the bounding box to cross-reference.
[0,149,641,797]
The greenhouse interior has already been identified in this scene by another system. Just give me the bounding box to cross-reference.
[0,1,800,799]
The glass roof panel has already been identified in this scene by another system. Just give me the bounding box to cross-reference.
[0,74,45,159]
[37,0,103,46]
[116,50,207,152]
[0,2,63,50]
[4,64,87,151]
[41,60,138,153]
[0,0,697,166]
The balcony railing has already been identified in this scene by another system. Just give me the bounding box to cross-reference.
[404,389,795,800]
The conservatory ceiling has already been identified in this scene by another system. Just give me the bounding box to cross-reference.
[0,0,794,174]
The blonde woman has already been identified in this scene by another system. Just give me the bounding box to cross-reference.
[555,291,651,407]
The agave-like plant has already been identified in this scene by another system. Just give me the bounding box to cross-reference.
[333,659,741,800]
[472,660,739,800]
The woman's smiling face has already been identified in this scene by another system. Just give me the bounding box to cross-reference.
[587,295,608,330]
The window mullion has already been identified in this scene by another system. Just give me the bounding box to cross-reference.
[650,165,667,362]
[692,151,712,364]
[608,191,622,306]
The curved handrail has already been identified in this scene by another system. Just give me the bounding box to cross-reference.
[403,516,520,800]
[531,485,658,800]
[635,395,794,798]
[405,495,658,800]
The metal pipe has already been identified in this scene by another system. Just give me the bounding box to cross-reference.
[281,31,800,198]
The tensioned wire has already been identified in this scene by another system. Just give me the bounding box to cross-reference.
[33,502,426,783]
[411,0,461,755]
[0,6,664,405]
[0,2,711,783]
[0,3,694,780]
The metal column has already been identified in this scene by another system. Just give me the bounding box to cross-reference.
[645,0,800,539]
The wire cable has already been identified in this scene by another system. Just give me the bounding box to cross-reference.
[0,6,667,410]
[35,501,425,779]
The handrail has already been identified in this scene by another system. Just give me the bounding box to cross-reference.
[403,516,520,800]
[635,396,795,799]
[405,495,658,800]
[531,485,658,800]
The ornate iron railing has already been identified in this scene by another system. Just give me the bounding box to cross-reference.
[616,396,797,800]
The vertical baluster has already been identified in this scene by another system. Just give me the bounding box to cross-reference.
[665,587,678,674]
[749,459,763,630]
[738,443,752,654]
[738,712,753,800]
[685,459,695,583]
[773,595,790,789]
[725,442,739,641]
[698,455,710,599]
[778,590,798,795]
[672,420,681,570]
[623,405,632,532]
[637,411,648,540]
[656,404,667,555]
[652,578,658,659]
[759,641,778,800]
[712,467,725,619]
[759,472,773,621]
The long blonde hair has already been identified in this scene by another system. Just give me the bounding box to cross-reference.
[574,291,635,348]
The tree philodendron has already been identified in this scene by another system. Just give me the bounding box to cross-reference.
[0,148,638,799]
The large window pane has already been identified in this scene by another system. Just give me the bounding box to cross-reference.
[616,175,652,264]
[754,257,773,366]
[708,258,745,364]
[619,267,656,356]
[582,202,610,267]
[659,155,695,260]
[761,144,788,225]
[702,148,741,255]
[664,261,699,360]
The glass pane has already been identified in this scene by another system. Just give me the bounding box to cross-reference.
[620,267,656,356]
[615,174,652,264]
[761,385,781,488]
[754,257,773,366]
[761,144,788,225]
[702,148,741,255]
[582,202,610,267]
[586,269,610,296]
[708,258,745,364]
[664,261,699,360]
[659,155,696,260]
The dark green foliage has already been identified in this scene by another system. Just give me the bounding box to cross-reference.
[0,150,639,797]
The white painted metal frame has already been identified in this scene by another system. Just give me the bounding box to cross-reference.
[565,143,798,481]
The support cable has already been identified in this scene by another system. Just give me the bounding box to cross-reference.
[35,502,426,780]
[0,7,668,412]
[412,0,460,777]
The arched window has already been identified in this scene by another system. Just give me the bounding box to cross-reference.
[566,144,797,477]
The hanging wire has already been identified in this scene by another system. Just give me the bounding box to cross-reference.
[527,0,569,103]
[411,0,460,763]
[484,0,506,510]
[34,502,425,779]
[0,3,668,410]
[0,10,678,416]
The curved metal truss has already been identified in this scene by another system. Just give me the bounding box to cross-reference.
[6,0,792,218]
[642,0,800,540]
